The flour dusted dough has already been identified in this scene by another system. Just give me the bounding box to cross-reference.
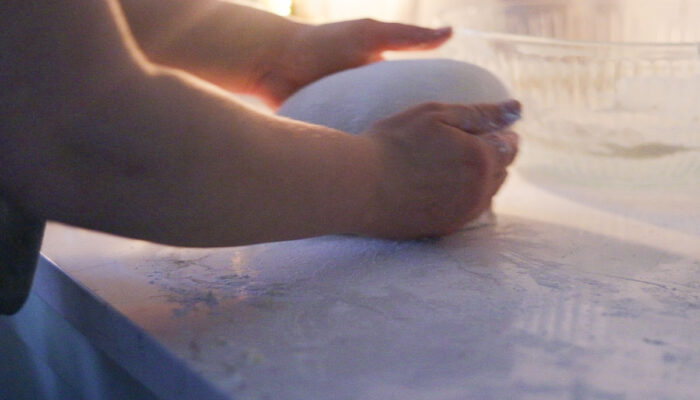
[277,58,510,230]
[277,58,510,134]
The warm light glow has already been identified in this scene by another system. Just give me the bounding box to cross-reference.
[267,0,292,16]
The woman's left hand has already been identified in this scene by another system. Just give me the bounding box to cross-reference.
[120,1,451,108]
[253,19,452,108]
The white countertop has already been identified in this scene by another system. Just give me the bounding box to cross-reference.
[39,171,700,400]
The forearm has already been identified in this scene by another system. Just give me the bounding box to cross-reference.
[118,0,304,94]
[22,69,378,246]
[1,0,377,247]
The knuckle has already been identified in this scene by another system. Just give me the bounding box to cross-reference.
[423,112,444,127]
[344,17,377,30]
[413,103,449,126]
[414,101,446,114]
[465,150,499,189]
[357,17,379,26]
[466,143,492,170]
[345,18,383,48]
[470,104,492,122]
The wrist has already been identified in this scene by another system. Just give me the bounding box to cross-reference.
[341,135,384,238]
[247,19,310,103]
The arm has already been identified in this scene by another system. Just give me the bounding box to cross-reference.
[1,0,519,247]
[118,0,301,101]
[1,0,379,246]
[118,0,453,106]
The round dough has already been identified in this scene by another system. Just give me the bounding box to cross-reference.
[277,58,510,134]
[277,58,510,231]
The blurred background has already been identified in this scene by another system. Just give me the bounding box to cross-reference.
[235,0,437,23]
[241,0,700,186]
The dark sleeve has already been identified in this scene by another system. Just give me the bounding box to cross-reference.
[0,196,45,315]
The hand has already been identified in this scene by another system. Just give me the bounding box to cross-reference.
[360,100,521,239]
[120,1,451,108]
[253,19,452,107]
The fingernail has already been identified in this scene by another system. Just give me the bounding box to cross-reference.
[482,133,512,154]
[500,100,521,115]
[496,141,512,154]
[432,27,452,36]
[499,100,521,124]
[503,112,520,124]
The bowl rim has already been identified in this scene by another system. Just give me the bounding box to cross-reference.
[454,27,700,49]
[444,0,700,49]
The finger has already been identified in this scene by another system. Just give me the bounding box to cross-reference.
[479,130,520,167]
[488,170,509,198]
[440,100,521,134]
[471,170,508,220]
[355,19,453,52]
[463,172,505,225]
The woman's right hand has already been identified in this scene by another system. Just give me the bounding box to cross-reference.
[360,100,521,239]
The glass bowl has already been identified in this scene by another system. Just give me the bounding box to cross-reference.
[436,0,700,187]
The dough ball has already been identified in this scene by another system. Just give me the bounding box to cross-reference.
[277,59,510,231]
[277,58,510,134]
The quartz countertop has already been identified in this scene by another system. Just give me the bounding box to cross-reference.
[38,171,700,399]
